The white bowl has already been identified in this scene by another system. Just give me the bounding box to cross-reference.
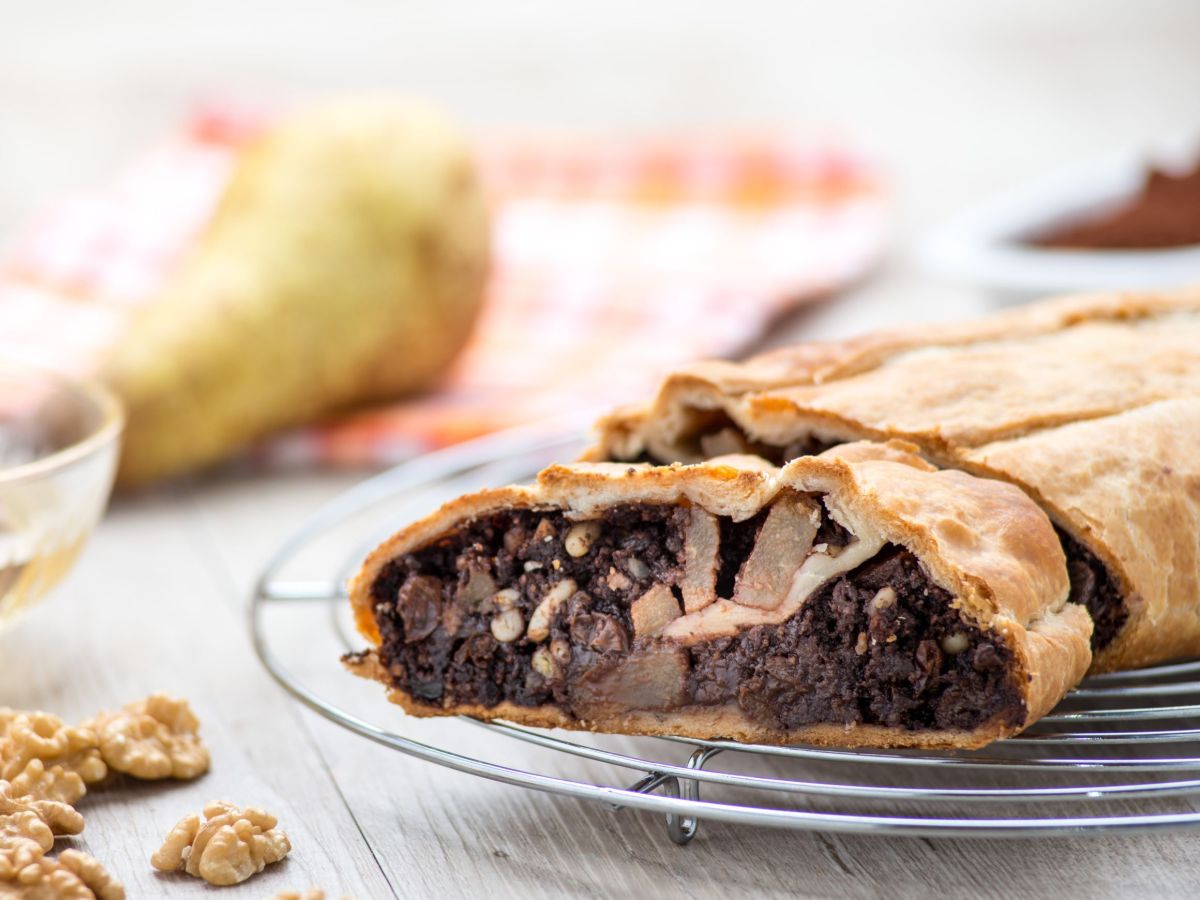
[920,134,1200,303]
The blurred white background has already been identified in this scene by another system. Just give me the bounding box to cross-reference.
[3,0,1198,328]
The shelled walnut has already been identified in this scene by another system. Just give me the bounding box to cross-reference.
[0,810,55,873]
[85,694,209,781]
[7,759,87,805]
[0,780,84,840]
[55,850,126,900]
[0,711,106,787]
[0,694,214,899]
[0,848,125,900]
[152,801,291,887]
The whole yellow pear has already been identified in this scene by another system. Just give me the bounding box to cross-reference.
[103,97,489,487]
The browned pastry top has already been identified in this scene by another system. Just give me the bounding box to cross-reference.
[585,287,1200,672]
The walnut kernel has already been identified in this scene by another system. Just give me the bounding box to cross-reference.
[0,850,124,900]
[530,646,558,679]
[526,578,577,642]
[149,812,199,872]
[0,780,84,839]
[490,609,524,643]
[941,633,970,655]
[564,521,602,557]
[152,801,291,887]
[7,759,87,805]
[0,711,106,786]
[0,810,54,871]
[625,557,651,579]
[87,694,209,780]
[869,587,897,612]
[57,849,126,900]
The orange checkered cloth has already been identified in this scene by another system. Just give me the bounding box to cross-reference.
[0,110,886,468]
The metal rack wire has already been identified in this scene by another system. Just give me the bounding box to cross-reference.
[248,422,1200,842]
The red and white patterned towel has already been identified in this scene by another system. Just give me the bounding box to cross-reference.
[0,109,887,468]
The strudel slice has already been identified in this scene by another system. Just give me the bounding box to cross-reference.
[588,289,1200,672]
[345,443,1090,749]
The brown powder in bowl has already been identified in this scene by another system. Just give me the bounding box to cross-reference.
[1032,164,1200,249]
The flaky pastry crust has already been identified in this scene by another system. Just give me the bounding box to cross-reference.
[587,287,1200,672]
[348,445,1090,749]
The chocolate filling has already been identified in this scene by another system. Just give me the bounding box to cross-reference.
[1057,527,1127,649]
[364,503,1024,735]
[715,511,767,599]
[640,428,1128,652]
[690,547,1021,732]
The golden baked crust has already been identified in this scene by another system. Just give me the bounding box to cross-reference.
[348,444,1090,749]
[587,287,1200,672]
[963,398,1200,671]
[349,455,778,644]
[588,286,1200,458]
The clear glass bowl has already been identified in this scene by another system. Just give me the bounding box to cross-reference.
[0,360,123,629]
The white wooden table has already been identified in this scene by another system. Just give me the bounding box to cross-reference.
[4,1,1200,896]
[10,467,1200,900]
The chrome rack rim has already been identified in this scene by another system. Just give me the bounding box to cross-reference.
[246,423,1200,840]
[248,588,1200,838]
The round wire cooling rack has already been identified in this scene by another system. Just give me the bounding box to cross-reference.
[249,421,1200,843]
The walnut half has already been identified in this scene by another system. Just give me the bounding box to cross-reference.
[0,710,106,787]
[86,694,210,781]
[56,849,127,900]
[7,758,87,805]
[0,810,55,877]
[0,779,84,840]
[0,849,125,900]
[152,801,291,887]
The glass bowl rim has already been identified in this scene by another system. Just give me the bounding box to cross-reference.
[0,359,124,485]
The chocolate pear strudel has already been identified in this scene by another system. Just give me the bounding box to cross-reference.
[346,443,1090,749]
[587,289,1200,672]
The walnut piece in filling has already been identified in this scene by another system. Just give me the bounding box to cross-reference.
[151,801,291,886]
[85,694,209,781]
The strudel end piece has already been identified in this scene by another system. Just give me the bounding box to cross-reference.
[346,443,1091,749]
[587,288,1200,672]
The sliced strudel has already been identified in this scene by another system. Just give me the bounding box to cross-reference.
[346,443,1090,749]
[588,289,1200,672]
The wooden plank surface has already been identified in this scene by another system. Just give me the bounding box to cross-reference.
[5,471,1200,899]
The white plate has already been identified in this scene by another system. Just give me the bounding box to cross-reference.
[920,134,1200,302]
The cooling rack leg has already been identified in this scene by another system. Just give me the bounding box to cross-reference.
[658,777,691,844]
[662,748,723,846]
